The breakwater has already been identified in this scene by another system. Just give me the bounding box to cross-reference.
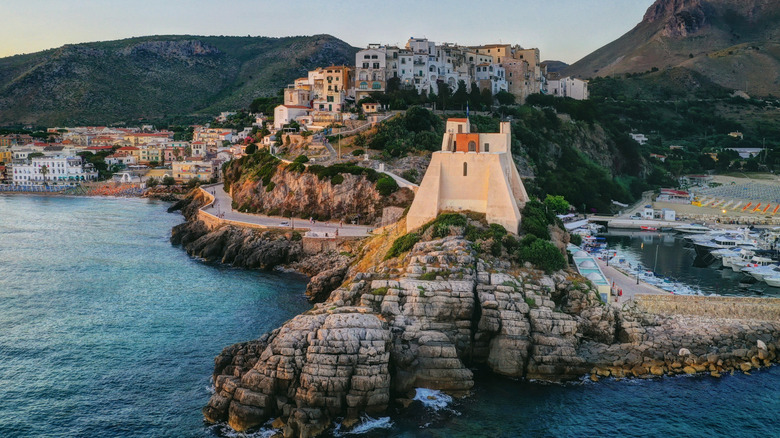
[635,294,780,320]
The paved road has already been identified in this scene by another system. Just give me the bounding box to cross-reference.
[595,257,669,305]
[201,184,371,237]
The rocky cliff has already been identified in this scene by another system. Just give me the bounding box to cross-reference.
[564,0,780,96]
[202,220,780,437]
[169,189,351,302]
[223,154,414,225]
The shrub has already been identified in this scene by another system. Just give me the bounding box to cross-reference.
[265,181,276,192]
[517,239,566,273]
[291,231,303,241]
[524,297,537,308]
[146,177,158,187]
[293,154,309,163]
[570,233,583,246]
[419,272,438,281]
[162,175,176,186]
[245,143,258,155]
[521,200,556,239]
[375,175,399,196]
[401,168,419,183]
[331,174,344,185]
[385,232,420,259]
[352,149,365,156]
[544,195,570,214]
[371,287,389,295]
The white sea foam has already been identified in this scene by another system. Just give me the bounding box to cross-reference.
[412,387,453,411]
[333,415,394,436]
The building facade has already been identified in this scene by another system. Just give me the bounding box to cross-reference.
[406,118,529,232]
[12,155,98,185]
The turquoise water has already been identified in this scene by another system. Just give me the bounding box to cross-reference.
[0,195,310,437]
[0,195,777,438]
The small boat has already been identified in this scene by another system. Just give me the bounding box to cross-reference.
[641,226,658,231]
[764,276,780,288]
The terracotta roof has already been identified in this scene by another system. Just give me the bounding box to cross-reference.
[283,105,311,109]
[448,118,468,122]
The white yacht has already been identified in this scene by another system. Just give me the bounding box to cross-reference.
[732,256,775,273]
[764,276,780,287]
[675,224,712,234]
[722,249,755,270]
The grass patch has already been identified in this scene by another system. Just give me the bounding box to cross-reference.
[371,287,389,296]
[385,232,420,260]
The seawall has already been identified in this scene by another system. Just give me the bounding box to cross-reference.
[634,295,780,321]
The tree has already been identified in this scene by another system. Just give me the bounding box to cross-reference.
[146,177,158,187]
[245,143,258,155]
[469,82,482,109]
[495,91,516,106]
[162,175,176,186]
[436,82,452,111]
[39,165,49,185]
[452,80,469,109]
[544,195,570,214]
[481,88,493,107]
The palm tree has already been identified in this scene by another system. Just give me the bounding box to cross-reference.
[39,164,49,186]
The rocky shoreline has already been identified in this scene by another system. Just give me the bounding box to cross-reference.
[169,189,351,302]
[192,218,779,437]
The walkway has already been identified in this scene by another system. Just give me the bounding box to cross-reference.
[200,184,371,237]
[595,257,669,305]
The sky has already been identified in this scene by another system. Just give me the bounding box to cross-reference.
[0,0,655,63]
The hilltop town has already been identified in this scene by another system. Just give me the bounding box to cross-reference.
[0,37,588,196]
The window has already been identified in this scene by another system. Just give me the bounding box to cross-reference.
[468,141,476,152]
[401,58,406,64]
[363,62,369,68]
[364,54,370,59]
[359,81,368,89]
[463,162,467,176]
[484,143,490,152]
[371,55,378,59]
[372,82,381,89]
[373,63,380,69]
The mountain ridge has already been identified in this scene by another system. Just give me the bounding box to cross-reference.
[0,34,358,126]
[564,0,780,96]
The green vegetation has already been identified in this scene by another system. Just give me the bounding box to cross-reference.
[222,150,280,191]
[419,272,439,281]
[385,232,421,260]
[369,106,444,158]
[517,235,566,273]
[570,234,583,246]
[521,200,559,240]
[375,176,399,196]
[524,297,537,308]
[245,143,258,155]
[544,195,570,215]
[0,34,356,126]
[371,287,389,296]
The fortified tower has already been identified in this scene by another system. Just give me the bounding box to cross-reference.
[406,118,529,232]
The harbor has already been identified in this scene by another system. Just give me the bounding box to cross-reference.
[570,226,780,299]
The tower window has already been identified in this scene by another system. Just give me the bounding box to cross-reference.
[463,162,467,176]
[484,143,490,152]
[468,141,476,152]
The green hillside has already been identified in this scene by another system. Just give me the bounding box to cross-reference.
[0,35,358,126]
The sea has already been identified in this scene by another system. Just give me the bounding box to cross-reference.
[0,195,777,438]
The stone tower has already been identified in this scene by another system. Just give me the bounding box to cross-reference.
[406,118,529,232]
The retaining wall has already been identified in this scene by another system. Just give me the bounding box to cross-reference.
[635,294,780,321]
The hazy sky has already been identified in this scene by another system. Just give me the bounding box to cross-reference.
[0,0,654,63]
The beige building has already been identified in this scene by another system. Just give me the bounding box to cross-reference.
[406,118,529,233]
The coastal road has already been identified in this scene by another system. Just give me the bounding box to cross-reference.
[202,184,372,237]
[595,257,669,305]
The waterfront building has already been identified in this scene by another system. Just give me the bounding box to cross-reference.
[406,118,529,232]
[172,158,215,182]
[12,155,98,185]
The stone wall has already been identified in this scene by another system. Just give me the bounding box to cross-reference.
[634,294,780,321]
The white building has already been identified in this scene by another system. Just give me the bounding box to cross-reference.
[546,76,589,100]
[12,155,98,185]
[630,133,649,145]
[274,105,311,130]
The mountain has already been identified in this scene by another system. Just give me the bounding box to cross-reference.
[564,0,780,96]
[540,60,569,73]
[0,35,358,126]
